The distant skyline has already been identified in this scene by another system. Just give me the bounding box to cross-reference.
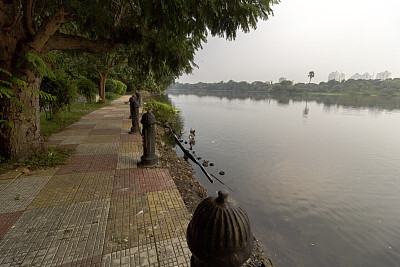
[178,0,400,84]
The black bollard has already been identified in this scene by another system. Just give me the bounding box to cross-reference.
[140,111,158,167]
[129,96,140,134]
[128,94,137,119]
[187,190,253,267]
[135,91,142,107]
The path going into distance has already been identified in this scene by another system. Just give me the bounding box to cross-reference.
[0,95,191,266]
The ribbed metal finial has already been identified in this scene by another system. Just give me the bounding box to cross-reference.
[216,190,228,204]
[187,190,253,267]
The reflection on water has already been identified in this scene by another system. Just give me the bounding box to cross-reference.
[168,90,400,267]
[168,89,400,111]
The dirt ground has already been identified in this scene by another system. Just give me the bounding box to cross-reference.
[155,125,275,267]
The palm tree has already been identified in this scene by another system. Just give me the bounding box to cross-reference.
[308,71,315,84]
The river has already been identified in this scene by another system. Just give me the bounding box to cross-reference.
[166,90,400,267]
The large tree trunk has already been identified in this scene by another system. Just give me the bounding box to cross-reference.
[0,74,45,160]
[0,2,45,160]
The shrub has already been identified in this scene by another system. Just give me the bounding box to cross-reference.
[106,79,117,93]
[105,91,120,100]
[144,100,179,126]
[76,76,97,103]
[40,71,77,119]
[114,80,127,95]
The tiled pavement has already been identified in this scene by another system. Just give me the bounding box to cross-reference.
[0,95,192,266]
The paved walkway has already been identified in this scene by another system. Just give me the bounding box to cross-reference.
[0,95,191,266]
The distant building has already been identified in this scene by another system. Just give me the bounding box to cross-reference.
[279,77,286,83]
[328,71,345,82]
[376,71,391,80]
[351,72,373,80]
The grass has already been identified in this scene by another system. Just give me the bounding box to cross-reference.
[41,102,108,141]
[0,146,74,174]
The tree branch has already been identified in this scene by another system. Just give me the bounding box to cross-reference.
[43,33,118,53]
[29,7,67,53]
[23,0,36,38]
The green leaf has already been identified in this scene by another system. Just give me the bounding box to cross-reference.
[25,53,55,79]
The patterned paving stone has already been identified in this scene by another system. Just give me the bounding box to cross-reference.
[73,171,115,203]
[55,160,91,175]
[156,236,191,267]
[101,236,191,267]
[0,199,110,266]
[56,154,118,175]
[118,142,142,154]
[98,120,122,125]
[76,143,119,155]
[60,254,102,267]
[94,123,122,130]
[90,128,121,135]
[102,116,124,120]
[74,119,102,125]
[147,190,189,243]
[104,194,153,254]
[67,124,96,130]
[75,144,100,155]
[81,114,105,119]
[0,95,197,267]
[0,211,23,239]
[120,134,142,143]
[55,129,92,136]
[122,120,134,132]
[0,179,11,191]
[101,243,159,267]
[112,169,177,197]
[87,154,118,172]
[116,153,141,169]
[82,135,120,144]
[0,176,53,213]
[26,173,85,209]
[60,135,88,145]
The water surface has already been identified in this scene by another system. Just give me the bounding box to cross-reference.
[168,91,400,267]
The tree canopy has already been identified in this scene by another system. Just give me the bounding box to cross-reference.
[0,0,278,160]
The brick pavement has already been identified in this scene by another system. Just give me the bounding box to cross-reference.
[0,95,192,266]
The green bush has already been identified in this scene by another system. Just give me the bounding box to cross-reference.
[144,100,179,125]
[106,79,117,93]
[114,80,127,95]
[76,76,97,103]
[40,71,77,119]
[105,91,120,100]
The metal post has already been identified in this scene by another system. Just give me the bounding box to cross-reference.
[140,111,158,167]
[135,91,142,107]
[129,96,140,134]
[187,190,253,267]
[128,94,135,119]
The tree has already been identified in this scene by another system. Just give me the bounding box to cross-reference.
[0,0,277,160]
[308,71,315,84]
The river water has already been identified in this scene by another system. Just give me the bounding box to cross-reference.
[167,90,400,267]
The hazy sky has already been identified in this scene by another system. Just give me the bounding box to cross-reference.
[178,0,400,84]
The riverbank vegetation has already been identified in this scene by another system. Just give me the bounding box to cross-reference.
[171,78,400,96]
